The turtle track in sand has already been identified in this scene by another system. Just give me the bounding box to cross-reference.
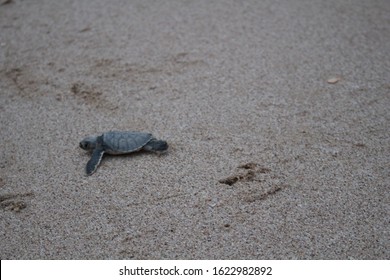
[218,162,288,203]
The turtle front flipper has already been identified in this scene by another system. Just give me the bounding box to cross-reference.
[86,148,105,175]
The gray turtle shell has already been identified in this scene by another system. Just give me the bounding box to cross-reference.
[102,131,153,154]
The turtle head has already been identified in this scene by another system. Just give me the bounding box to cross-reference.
[79,136,98,150]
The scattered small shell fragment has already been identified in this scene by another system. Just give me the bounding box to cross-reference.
[327,77,341,84]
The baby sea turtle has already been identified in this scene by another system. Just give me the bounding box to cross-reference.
[79,131,168,175]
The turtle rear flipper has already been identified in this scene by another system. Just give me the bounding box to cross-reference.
[86,148,105,175]
[143,138,168,152]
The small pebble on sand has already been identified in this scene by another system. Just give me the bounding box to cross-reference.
[327,77,341,84]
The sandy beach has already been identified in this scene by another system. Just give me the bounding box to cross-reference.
[0,0,389,259]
